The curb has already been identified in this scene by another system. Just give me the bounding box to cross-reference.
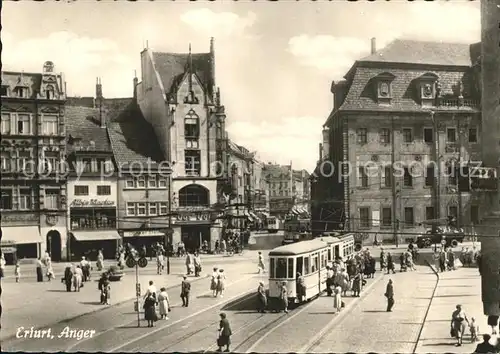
[300,272,386,352]
[0,273,209,343]
[412,259,440,354]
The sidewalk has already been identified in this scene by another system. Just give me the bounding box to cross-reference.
[415,267,497,353]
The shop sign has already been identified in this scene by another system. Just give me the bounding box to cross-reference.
[70,199,115,208]
[123,230,164,237]
[174,212,211,223]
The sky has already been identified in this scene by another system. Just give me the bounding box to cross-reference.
[2,1,480,171]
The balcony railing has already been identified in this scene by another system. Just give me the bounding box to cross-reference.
[439,98,480,108]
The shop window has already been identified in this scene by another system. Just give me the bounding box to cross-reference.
[178,184,209,207]
[70,207,116,230]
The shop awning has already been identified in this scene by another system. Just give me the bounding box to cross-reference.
[1,226,42,245]
[249,211,260,221]
[71,230,121,242]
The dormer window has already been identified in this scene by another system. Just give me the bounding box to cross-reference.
[15,86,28,98]
[46,85,55,100]
[374,72,396,105]
[0,86,8,97]
[417,72,439,106]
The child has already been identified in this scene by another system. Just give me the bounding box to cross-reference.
[469,317,479,342]
[333,286,342,313]
[15,262,20,283]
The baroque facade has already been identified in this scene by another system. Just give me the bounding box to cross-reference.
[315,38,494,243]
[0,62,68,261]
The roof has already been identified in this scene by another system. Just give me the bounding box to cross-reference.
[317,236,341,245]
[152,51,214,96]
[66,106,112,152]
[107,100,165,169]
[359,39,473,67]
[269,239,327,256]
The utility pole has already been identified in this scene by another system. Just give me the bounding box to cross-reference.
[456,114,464,228]
[166,175,172,275]
[391,115,398,247]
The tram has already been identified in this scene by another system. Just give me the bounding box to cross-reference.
[267,235,356,309]
[283,216,311,244]
[266,216,281,233]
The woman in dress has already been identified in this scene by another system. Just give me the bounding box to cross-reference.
[158,287,170,320]
[73,265,83,292]
[143,294,158,327]
[352,272,362,297]
[96,250,104,271]
[279,281,289,313]
[64,264,73,292]
[451,304,470,346]
[257,281,267,313]
[101,275,111,305]
[216,269,226,298]
[211,267,219,297]
[0,253,5,278]
[333,286,342,313]
[46,258,55,281]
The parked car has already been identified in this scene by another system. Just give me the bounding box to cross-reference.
[416,227,465,248]
[106,265,124,281]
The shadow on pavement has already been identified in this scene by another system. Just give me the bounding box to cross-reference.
[439,285,475,288]
[47,289,70,292]
[363,310,388,313]
[434,294,477,298]
[220,292,257,312]
[79,301,102,305]
[308,311,338,315]
[422,342,455,347]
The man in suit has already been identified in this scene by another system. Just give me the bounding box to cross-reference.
[217,312,232,352]
[473,334,497,353]
[181,276,191,307]
[385,279,394,312]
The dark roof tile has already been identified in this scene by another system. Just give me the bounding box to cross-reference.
[65,106,111,152]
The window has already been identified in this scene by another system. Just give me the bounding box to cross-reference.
[137,203,146,216]
[186,139,199,149]
[137,177,146,188]
[382,207,392,227]
[70,207,116,230]
[19,188,32,210]
[185,150,201,176]
[420,82,434,99]
[448,165,457,185]
[275,258,287,278]
[45,189,60,209]
[149,203,158,216]
[148,176,157,188]
[296,256,304,276]
[184,116,199,138]
[17,87,28,98]
[358,167,368,187]
[447,128,456,143]
[425,165,435,187]
[378,81,391,98]
[359,207,370,228]
[448,206,458,220]
[179,185,209,207]
[1,189,13,210]
[97,185,111,196]
[126,202,136,216]
[46,86,55,100]
[45,152,59,173]
[17,114,30,135]
[404,207,414,227]
[1,153,10,171]
[158,178,167,188]
[18,152,31,172]
[356,128,367,144]
[402,128,413,143]
[426,207,435,221]
[0,86,8,96]
[470,205,479,225]
[424,128,433,143]
[403,167,413,187]
[1,113,10,134]
[126,178,134,188]
[287,258,294,279]
[469,128,478,143]
[42,115,58,135]
[159,202,168,215]
[304,257,310,275]
[270,258,276,278]
[382,165,392,187]
[74,185,89,196]
[380,128,390,144]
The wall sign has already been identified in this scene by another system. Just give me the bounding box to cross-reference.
[123,230,164,237]
[173,212,212,223]
[70,199,115,207]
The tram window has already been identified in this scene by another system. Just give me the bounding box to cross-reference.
[297,256,304,275]
[276,258,287,278]
[328,249,332,261]
[288,258,294,279]
[311,255,319,272]
[304,257,310,275]
[270,258,276,278]
[334,245,340,259]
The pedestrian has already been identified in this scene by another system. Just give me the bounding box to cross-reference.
[36,258,44,282]
[221,239,227,255]
[185,253,193,275]
[211,267,219,297]
[144,280,157,300]
[157,253,165,275]
[352,272,361,297]
[64,264,73,292]
[73,265,83,291]
[181,276,191,307]
[0,253,5,278]
[98,273,107,304]
[257,252,265,274]
[385,279,394,312]
[487,315,499,335]
[215,240,220,254]
[469,317,479,342]
[386,253,396,274]
[46,258,55,281]
[14,261,20,282]
[279,281,289,314]
[101,274,111,305]
[158,287,170,320]
[217,312,232,352]
[333,286,342,313]
[326,266,334,296]
[143,293,158,327]
[257,281,267,313]
[80,256,90,282]
[451,304,470,346]
[380,248,386,271]
[193,252,202,277]
[439,249,447,272]
[216,269,226,298]
[118,251,125,269]
[96,249,104,271]
[474,334,497,353]
[296,272,306,303]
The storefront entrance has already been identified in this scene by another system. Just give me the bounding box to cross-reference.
[181,225,211,253]
[46,230,62,261]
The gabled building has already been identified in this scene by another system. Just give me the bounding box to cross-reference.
[136,39,225,251]
[319,38,490,244]
[1,61,68,261]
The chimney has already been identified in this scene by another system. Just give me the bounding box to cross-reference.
[96,77,103,99]
[95,77,105,128]
[133,71,138,101]
[322,128,330,158]
[371,37,377,55]
[319,143,323,161]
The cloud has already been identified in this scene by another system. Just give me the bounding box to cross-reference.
[180,8,256,37]
[2,31,134,97]
[226,116,324,171]
[288,2,479,79]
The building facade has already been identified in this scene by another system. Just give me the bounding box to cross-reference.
[65,81,120,260]
[319,39,490,244]
[251,159,270,217]
[136,39,229,251]
[478,0,500,318]
[1,62,68,261]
